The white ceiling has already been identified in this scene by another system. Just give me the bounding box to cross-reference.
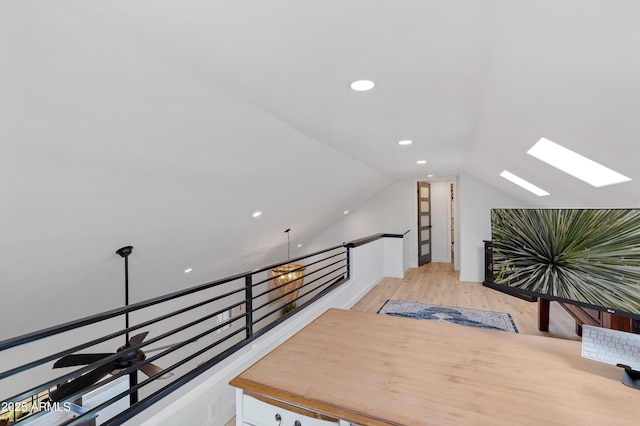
[4,0,639,203]
[2,0,640,333]
[58,0,639,206]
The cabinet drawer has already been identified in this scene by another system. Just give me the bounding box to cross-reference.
[242,394,338,426]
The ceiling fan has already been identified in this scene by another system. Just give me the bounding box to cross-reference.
[50,245,174,404]
[49,331,173,402]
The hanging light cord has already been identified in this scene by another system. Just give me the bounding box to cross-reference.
[285,228,291,260]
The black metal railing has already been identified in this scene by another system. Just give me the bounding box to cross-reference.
[0,243,351,426]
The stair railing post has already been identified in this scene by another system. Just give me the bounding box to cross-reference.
[245,275,253,340]
[346,246,351,281]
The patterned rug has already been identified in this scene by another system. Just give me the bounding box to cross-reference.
[378,300,519,333]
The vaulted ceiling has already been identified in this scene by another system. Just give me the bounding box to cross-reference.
[2,1,639,333]
[5,1,639,201]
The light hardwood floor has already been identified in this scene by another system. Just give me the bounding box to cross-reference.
[352,261,579,340]
[225,262,579,425]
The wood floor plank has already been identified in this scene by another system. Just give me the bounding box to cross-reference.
[352,262,579,340]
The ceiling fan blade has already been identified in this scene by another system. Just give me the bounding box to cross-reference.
[49,362,115,402]
[128,331,149,346]
[138,363,173,379]
[53,353,114,368]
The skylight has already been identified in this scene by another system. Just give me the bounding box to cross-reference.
[527,138,631,187]
[500,170,550,196]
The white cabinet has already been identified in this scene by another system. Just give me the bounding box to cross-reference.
[236,390,344,426]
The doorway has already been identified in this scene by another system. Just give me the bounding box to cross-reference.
[450,182,455,265]
[417,182,432,266]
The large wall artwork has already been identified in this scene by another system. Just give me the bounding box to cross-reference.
[491,208,640,318]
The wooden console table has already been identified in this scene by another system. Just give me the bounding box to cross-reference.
[538,298,632,335]
[230,309,638,425]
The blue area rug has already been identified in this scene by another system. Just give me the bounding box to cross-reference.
[378,300,519,333]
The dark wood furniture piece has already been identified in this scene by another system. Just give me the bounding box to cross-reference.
[538,298,632,335]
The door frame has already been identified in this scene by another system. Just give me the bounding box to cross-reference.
[417,182,432,266]
[412,179,457,269]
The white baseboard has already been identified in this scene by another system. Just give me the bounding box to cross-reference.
[384,272,404,278]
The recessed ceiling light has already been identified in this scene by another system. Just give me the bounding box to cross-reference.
[350,80,375,91]
[184,268,193,274]
[398,140,413,146]
[427,174,434,177]
[344,210,349,215]
[500,170,550,196]
[417,160,427,164]
[252,211,262,218]
[297,244,303,248]
[527,137,631,187]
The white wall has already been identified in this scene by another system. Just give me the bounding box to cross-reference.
[304,177,455,271]
[0,25,391,340]
[457,173,526,282]
[384,237,404,279]
[426,181,452,263]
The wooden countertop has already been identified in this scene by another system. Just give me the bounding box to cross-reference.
[230,308,639,425]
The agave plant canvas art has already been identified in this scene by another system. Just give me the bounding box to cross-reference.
[491,209,640,316]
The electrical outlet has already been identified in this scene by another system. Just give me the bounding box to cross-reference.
[215,310,231,333]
